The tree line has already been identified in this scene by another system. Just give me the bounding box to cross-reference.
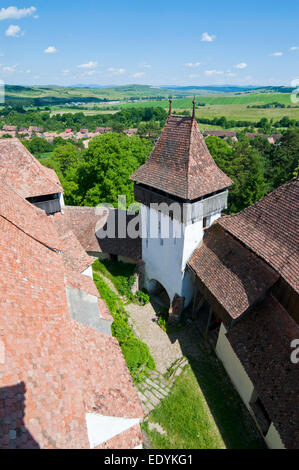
[24,127,299,215]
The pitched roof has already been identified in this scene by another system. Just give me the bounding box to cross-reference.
[0,182,143,449]
[0,179,62,252]
[227,295,299,449]
[188,224,279,320]
[204,130,237,137]
[219,177,299,294]
[52,213,93,273]
[131,115,233,200]
[0,138,62,199]
[96,209,142,260]
[61,207,142,260]
[57,206,108,252]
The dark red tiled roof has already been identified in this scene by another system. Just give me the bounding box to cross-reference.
[188,224,279,319]
[227,295,299,449]
[0,138,62,198]
[131,115,233,200]
[219,177,299,294]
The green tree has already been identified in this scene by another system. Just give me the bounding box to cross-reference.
[75,133,153,207]
[228,139,267,212]
[53,142,81,177]
[270,129,299,189]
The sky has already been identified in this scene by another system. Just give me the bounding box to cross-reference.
[0,0,298,87]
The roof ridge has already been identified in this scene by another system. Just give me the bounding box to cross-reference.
[186,118,195,199]
[13,138,60,187]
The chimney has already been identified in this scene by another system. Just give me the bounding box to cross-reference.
[169,99,173,116]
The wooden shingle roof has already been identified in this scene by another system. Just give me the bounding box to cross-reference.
[131,115,232,200]
[219,177,299,294]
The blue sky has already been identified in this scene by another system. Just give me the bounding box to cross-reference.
[0,0,298,87]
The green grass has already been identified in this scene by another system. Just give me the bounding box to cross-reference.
[93,259,149,305]
[144,359,266,449]
[93,259,136,297]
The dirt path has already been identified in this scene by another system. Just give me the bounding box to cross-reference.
[126,301,204,374]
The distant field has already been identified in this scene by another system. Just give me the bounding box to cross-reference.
[3,84,298,127]
[49,92,299,123]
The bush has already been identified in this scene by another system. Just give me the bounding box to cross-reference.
[93,266,155,383]
[121,338,155,382]
[133,290,150,306]
[157,307,169,332]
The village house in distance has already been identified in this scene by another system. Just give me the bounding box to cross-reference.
[0,100,298,449]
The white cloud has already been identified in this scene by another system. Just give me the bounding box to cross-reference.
[0,6,37,20]
[235,62,247,69]
[290,46,298,51]
[140,62,151,69]
[133,72,145,78]
[78,61,98,69]
[201,32,216,42]
[108,67,126,75]
[185,62,201,68]
[205,69,223,76]
[270,52,283,56]
[62,69,69,75]
[5,25,23,37]
[226,72,236,77]
[2,64,18,73]
[44,46,57,54]
[189,74,200,79]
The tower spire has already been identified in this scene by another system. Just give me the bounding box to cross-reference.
[169,99,173,116]
[192,98,196,120]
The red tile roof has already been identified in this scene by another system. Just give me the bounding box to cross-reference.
[0,138,62,199]
[131,115,233,200]
[55,206,108,252]
[219,177,299,294]
[61,207,142,260]
[204,130,237,137]
[0,179,62,252]
[52,213,93,273]
[0,173,143,449]
[227,294,299,449]
[65,268,99,297]
[188,224,279,319]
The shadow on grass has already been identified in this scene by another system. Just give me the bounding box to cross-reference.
[165,322,266,449]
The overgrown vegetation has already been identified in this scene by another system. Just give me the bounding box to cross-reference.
[93,259,149,305]
[93,269,155,383]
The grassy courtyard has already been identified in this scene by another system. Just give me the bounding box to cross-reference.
[93,259,265,449]
[143,361,265,449]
